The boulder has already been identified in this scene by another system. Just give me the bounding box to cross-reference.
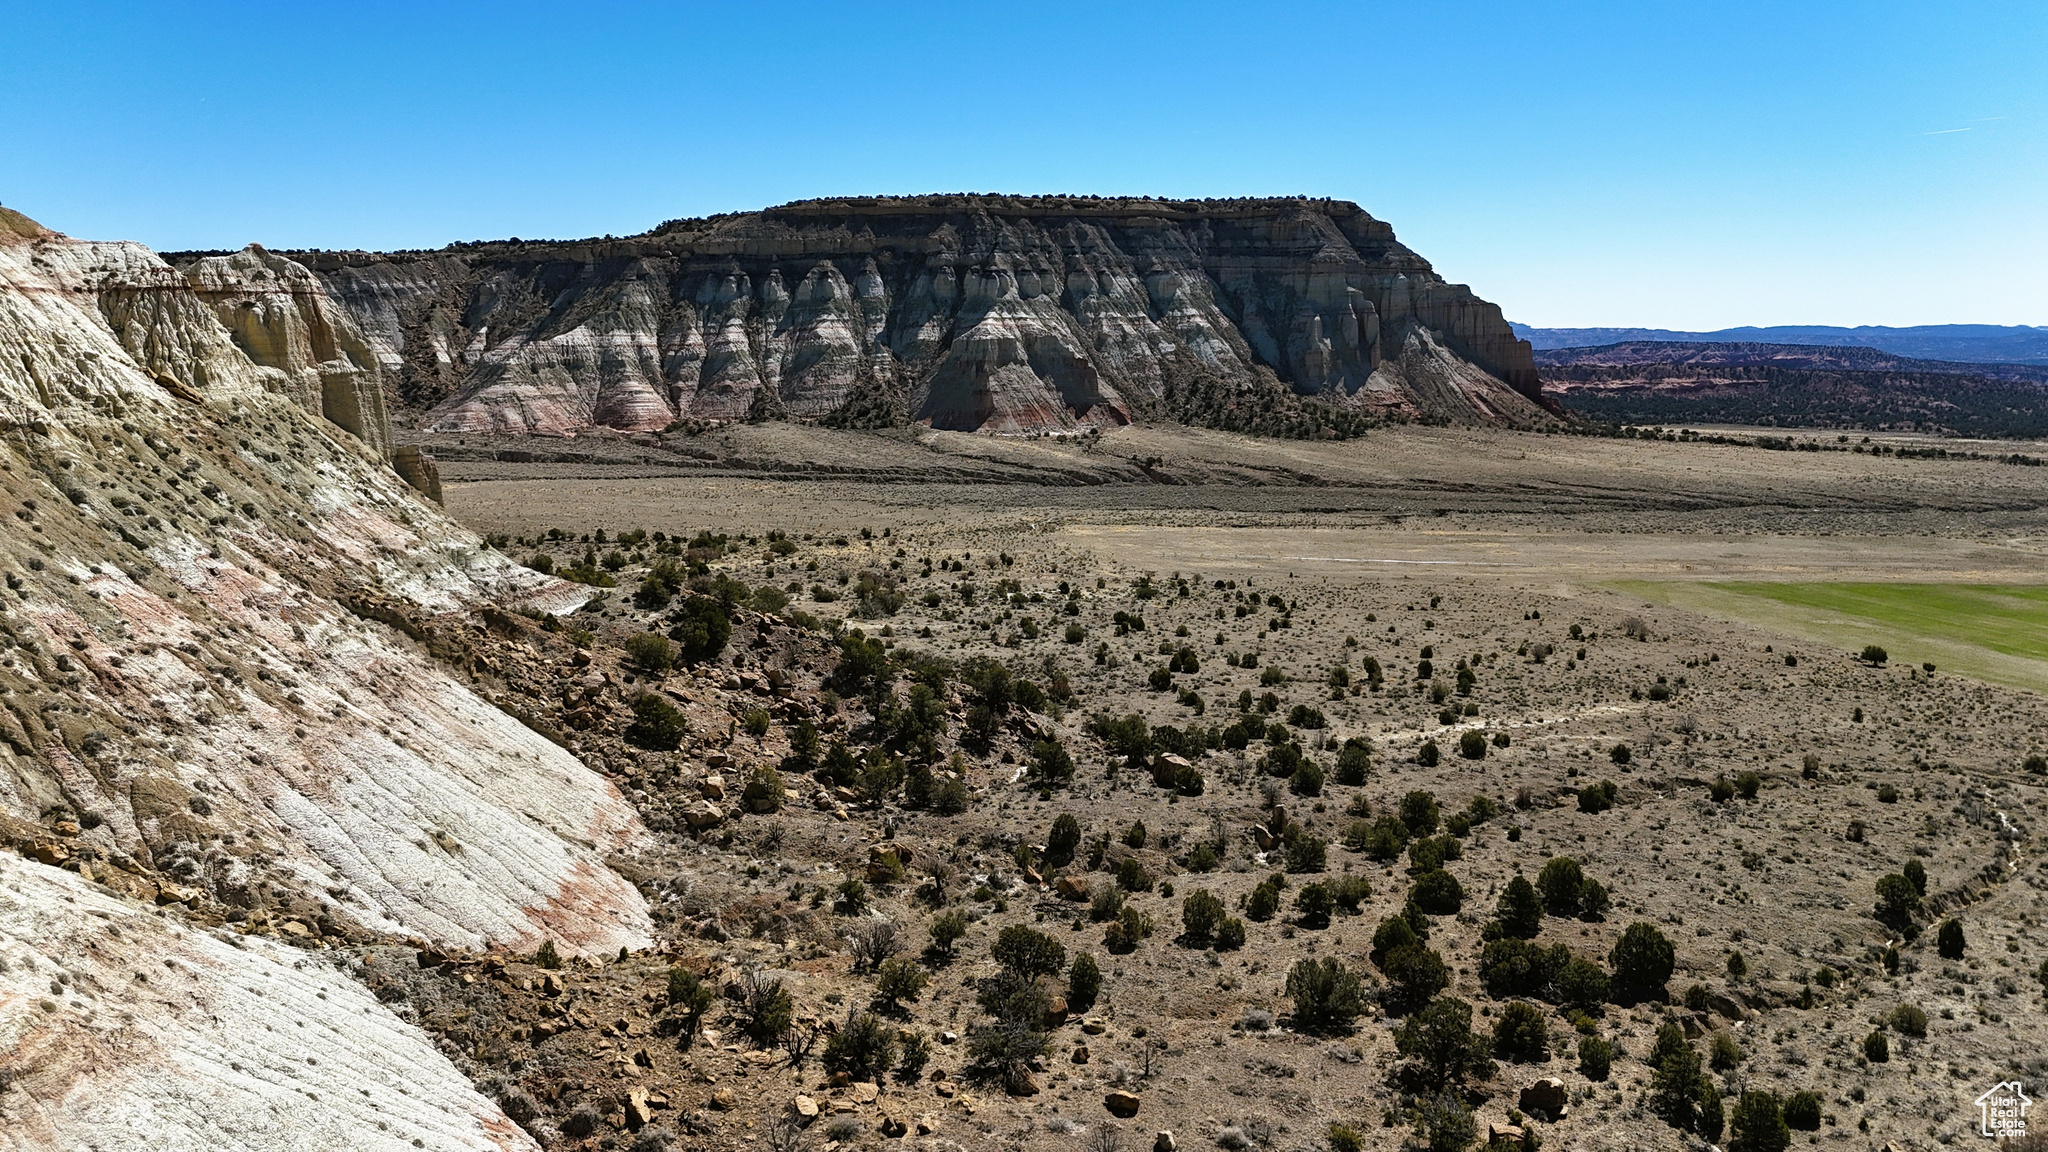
[1517,1077,1568,1120]
[1154,1132,1178,1152]
[699,775,726,800]
[1071,1044,1090,1064]
[1104,1091,1141,1118]
[793,1095,819,1120]
[1081,1018,1108,1035]
[1042,995,1069,1028]
[708,1087,737,1110]
[879,1111,908,1137]
[1487,1122,1526,1147]
[1056,874,1090,900]
[626,1087,652,1130]
[682,800,724,828]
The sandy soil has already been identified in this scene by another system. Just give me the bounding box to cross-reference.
[414,422,2048,1152]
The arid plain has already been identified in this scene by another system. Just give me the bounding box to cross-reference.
[416,421,2048,1152]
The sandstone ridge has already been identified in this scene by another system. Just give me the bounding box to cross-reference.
[0,210,649,1148]
[240,196,1547,436]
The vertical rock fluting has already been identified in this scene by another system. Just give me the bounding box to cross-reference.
[181,245,394,459]
[287,196,1546,436]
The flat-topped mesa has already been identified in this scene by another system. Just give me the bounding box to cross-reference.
[273,195,1547,436]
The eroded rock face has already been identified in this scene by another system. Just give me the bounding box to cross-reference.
[0,213,649,956]
[0,855,539,1152]
[284,196,1547,435]
[180,245,394,460]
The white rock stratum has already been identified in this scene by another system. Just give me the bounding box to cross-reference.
[0,205,651,1145]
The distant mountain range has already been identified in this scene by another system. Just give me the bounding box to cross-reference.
[1537,341,2048,438]
[1513,323,2048,365]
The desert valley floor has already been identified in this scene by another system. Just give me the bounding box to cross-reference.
[361,422,2048,1152]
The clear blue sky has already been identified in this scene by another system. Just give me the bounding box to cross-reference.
[4,1,2043,328]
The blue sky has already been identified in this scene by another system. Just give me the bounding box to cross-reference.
[3,1,2042,328]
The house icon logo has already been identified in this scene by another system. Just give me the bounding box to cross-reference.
[1976,1080,2030,1139]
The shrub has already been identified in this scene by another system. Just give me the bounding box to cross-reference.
[1458,730,1487,760]
[1709,1030,1743,1070]
[1860,645,1888,665]
[1295,882,1334,926]
[928,910,968,955]
[1382,943,1450,1008]
[1709,776,1736,802]
[1864,1031,1889,1062]
[1068,951,1102,1009]
[1286,957,1368,1033]
[1414,1092,1477,1152]
[1331,875,1372,913]
[1494,876,1542,938]
[1577,780,1617,813]
[1887,1003,1928,1038]
[1186,841,1219,872]
[1287,704,1327,729]
[1327,1122,1366,1152]
[824,1010,898,1079]
[1874,874,1921,933]
[1578,1034,1613,1081]
[1290,759,1324,797]
[740,764,785,813]
[1030,739,1074,785]
[1336,739,1371,785]
[1536,856,1584,916]
[1105,904,1152,952]
[1372,914,1419,959]
[666,966,713,1024]
[1285,835,1328,873]
[1416,741,1440,767]
[1394,996,1495,1089]
[1215,916,1247,950]
[1246,879,1281,922]
[626,631,675,674]
[1182,889,1225,941]
[1478,938,1561,999]
[1411,870,1463,915]
[534,939,562,970]
[1401,791,1441,836]
[1609,743,1631,765]
[1114,856,1153,893]
[1577,879,1611,920]
[1362,815,1411,861]
[875,956,928,1005]
[668,596,732,664]
[624,693,688,751]
[2027,753,2048,775]
[1493,1000,1550,1062]
[1733,770,1762,800]
[1555,957,1610,1008]
[744,973,795,1044]
[991,925,1066,979]
[1937,918,1965,959]
[1902,857,1926,895]
[1610,922,1676,1000]
[1046,813,1083,865]
[1649,1024,1715,1134]
[896,1031,933,1078]
[1782,1091,1822,1131]
[1729,1090,1789,1152]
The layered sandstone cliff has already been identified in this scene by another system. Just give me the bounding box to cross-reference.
[278,196,1548,436]
[0,208,650,1146]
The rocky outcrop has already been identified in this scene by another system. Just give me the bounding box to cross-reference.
[180,245,393,459]
[284,196,1547,435]
[0,209,662,1147]
[0,856,540,1152]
